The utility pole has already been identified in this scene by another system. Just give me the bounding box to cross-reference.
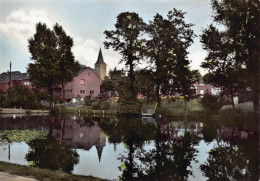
[9,61,12,82]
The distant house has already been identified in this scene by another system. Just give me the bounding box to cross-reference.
[193,81,220,96]
[0,71,33,92]
[0,49,107,102]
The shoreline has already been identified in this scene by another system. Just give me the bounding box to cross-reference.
[0,108,49,115]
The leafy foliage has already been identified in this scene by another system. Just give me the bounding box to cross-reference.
[28,23,80,103]
[199,94,223,113]
[104,12,145,96]
[1,85,43,109]
[144,9,196,105]
[201,0,260,111]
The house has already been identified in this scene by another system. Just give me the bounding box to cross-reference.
[0,49,107,102]
[193,81,220,96]
[0,71,33,92]
[60,65,101,101]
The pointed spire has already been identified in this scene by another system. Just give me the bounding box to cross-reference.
[95,48,105,64]
[96,145,103,162]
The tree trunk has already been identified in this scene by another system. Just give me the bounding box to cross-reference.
[48,87,54,108]
[231,94,235,108]
[129,62,135,97]
[155,84,161,107]
[252,88,259,113]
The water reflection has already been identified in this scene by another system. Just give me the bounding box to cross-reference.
[51,118,105,161]
[26,138,79,173]
[111,117,201,180]
[0,114,258,180]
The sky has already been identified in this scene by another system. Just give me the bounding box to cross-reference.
[0,0,214,75]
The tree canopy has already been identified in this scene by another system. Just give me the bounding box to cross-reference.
[104,12,145,96]
[28,23,80,103]
[201,0,260,111]
[144,9,196,106]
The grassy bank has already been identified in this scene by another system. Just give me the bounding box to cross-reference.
[55,99,203,117]
[0,161,107,181]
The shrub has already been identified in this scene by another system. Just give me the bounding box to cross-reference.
[117,93,142,116]
[100,101,110,110]
[84,96,93,106]
[1,85,42,109]
[92,101,101,110]
[199,94,223,113]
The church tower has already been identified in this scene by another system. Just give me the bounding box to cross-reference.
[94,48,107,80]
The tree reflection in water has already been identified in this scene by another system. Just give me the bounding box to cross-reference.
[101,117,201,180]
[25,138,79,173]
[200,141,257,181]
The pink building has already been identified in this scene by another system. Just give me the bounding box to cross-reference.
[0,71,33,92]
[61,65,101,100]
[0,67,101,101]
[0,50,107,101]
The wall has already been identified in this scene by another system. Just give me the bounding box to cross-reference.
[64,67,101,100]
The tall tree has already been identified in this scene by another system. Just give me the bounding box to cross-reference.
[28,23,79,105]
[201,0,260,112]
[104,12,145,96]
[201,25,246,107]
[53,23,80,100]
[145,9,196,106]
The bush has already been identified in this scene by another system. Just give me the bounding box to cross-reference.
[84,96,93,106]
[199,94,223,113]
[92,101,101,110]
[100,101,110,110]
[1,85,43,109]
[117,93,142,116]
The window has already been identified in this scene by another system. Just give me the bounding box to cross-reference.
[23,81,31,85]
[70,89,72,92]
[90,90,94,94]
[80,90,85,94]
[80,79,85,85]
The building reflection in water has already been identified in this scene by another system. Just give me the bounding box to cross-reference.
[51,118,106,162]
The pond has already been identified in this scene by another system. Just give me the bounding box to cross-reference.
[0,113,259,180]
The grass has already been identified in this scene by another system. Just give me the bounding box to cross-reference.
[0,161,107,181]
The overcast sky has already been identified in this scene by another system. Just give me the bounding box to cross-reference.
[0,0,213,74]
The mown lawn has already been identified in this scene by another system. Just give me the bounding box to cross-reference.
[0,161,107,181]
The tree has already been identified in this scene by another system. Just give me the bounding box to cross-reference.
[145,9,196,107]
[53,24,80,100]
[28,23,80,105]
[201,0,260,112]
[100,68,125,96]
[104,12,145,96]
[201,25,245,108]
[135,69,156,99]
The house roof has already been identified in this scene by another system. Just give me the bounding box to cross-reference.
[76,65,101,80]
[95,48,105,64]
[0,64,100,83]
[0,71,29,83]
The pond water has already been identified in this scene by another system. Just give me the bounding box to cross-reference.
[0,113,259,180]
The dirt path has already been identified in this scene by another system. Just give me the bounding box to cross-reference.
[0,172,37,181]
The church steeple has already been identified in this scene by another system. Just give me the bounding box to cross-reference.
[94,47,107,80]
[96,48,105,64]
